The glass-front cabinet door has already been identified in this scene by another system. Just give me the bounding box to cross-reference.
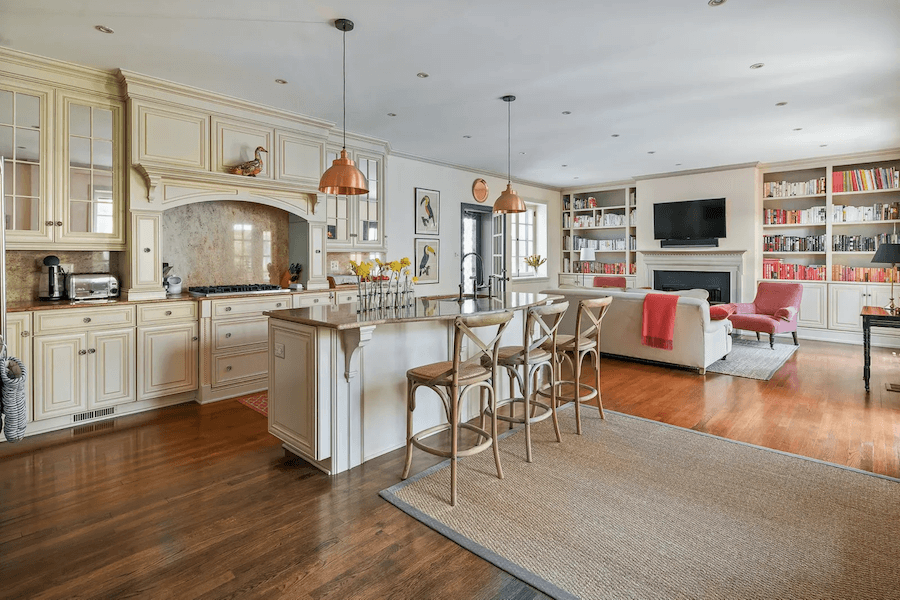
[355,153,382,248]
[60,96,124,247]
[324,148,352,246]
[0,85,53,244]
[323,147,385,251]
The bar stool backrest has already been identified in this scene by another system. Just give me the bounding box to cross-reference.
[451,311,515,386]
[575,296,613,349]
[524,301,570,363]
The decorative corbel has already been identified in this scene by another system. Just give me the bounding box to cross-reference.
[344,325,376,381]
[133,164,160,202]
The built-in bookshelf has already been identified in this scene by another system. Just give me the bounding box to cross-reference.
[761,156,900,283]
[561,185,637,280]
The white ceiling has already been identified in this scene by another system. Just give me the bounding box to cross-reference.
[2,0,899,188]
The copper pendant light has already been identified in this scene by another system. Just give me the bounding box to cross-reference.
[492,95,525,214]
[319,18,369,196]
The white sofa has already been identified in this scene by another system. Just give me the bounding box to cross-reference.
[540,287,732,374]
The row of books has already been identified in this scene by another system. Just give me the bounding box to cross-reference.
[563,261,637,275]
[832,233,899,252]
[763,235,826,252]
[763,207,826,225]
[564,235,636,251]
[567,212,628,228]
[762,259,826,281]
[833,167,899,193]
[833,203,900,222]
[764,177,827,198]
[832,266,897,283]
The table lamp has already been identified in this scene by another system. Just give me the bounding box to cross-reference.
[579,247,596,287]
[871,243,900,313]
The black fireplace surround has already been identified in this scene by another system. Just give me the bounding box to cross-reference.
[653,270,731,304]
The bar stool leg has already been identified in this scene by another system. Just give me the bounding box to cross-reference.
[479,386,486,430]
[507,369,517,431]
[401,381,415,479]
[489,383,504,480]
[595,349,605,419]
[548,364,562,442]
[574,351,583,435]
[450,384,459,507]
[523,363,533,463]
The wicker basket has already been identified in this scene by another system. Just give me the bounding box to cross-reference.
[0,343,27,443]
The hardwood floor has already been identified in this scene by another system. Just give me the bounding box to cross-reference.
[1,338,898,599]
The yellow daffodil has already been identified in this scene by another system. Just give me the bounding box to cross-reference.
[400,257,411,268]
[389,260,402,272]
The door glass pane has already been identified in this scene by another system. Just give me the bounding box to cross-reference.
[15,162,39,196]
[93,108,113,140]
[0,91,12,125]
[93,140,113,170]
[70,169,91,200]
[14,196,40,230]
[92,171,113,201]
[3,159,12,193]
[70,104,91,137]
[3,195,12,229]
[70,136,91,168]
[16,94,40,129]
[16,128,39,162]
[0,125,11,158]
[69,200,90,233]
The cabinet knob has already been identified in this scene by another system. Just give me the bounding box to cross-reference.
[165,310,172,316]
[313,298,319,303]
[83,317,92,323]
[276,302,282,307]
[45,221,54,227]
[225,365,232,372]
[225,306,232,311]
[225,332,232,338]
[143,248,151,253]
[56,221,63,227]
[20,331,29,337]
[192,336,199,341]
[315,249,322,254]
[88,348,96,354]
[79,349,87,355]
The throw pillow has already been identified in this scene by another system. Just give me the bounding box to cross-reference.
[709,303,736,320]
[774,306,798,321]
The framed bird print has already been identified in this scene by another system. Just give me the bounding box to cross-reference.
[414,238,440,284]
[414,188,440,236]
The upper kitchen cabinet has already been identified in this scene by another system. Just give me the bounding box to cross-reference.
[275,129,326,188]
[1,82,54,245]
[324,147,385,251]
[212,116,274,179]
[134,103,210,170]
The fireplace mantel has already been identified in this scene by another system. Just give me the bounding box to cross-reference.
[639,250,746,301]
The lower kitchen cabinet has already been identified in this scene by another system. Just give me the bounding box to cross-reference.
[137,322,199,400]
[6,312,33,422]
[33,327,135,420]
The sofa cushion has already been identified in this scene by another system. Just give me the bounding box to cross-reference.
[625,288,710,300]
[709,303,736,320]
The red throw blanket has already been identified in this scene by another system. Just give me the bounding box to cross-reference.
[641,293,678,350]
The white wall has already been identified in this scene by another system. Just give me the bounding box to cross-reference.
[385,155,561,296]
[635,166,760,302]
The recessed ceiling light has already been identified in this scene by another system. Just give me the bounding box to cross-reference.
[416,72,429,78]
[648,151,656,154]
[775,101,788,106]
[574,177,579,180]
[676,163,682,166]
[275,79,288,85]
[793,128,803,131]
[820,144,828,147]
[611,134,620,138]
[708,0,727,5]
[519,151,526,155]
[562,111,571,115]
[463,135,471,139]
[562,164,568,167]
[750,63,765,69]
[387,113,397,117]
[94,25,114,34]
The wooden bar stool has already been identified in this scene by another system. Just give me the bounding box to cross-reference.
[400,311,513,506]
[538,296,612,434]
[485,301,569,463]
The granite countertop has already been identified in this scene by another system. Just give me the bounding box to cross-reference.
[6,285,357,313]
[264,292,562,330]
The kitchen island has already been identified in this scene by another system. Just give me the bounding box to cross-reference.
[264,292,559,474]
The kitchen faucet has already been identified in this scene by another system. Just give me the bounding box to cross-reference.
[459,252,487,302]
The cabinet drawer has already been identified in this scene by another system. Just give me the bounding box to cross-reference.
[211,295,290,319]
[294,293,331,308]
[334,291,358,304]
[34,306,135,335]
[213,316,268,351]
[137,301,198,325]
[212,349,268,387]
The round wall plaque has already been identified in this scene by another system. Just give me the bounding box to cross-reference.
[472,178,489,203]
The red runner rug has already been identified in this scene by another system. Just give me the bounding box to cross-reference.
[237,392,268,416]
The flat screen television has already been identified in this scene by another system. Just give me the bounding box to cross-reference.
[653,198,726,241]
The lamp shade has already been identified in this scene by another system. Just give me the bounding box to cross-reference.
[579,247,596,262]
[492,183,525,214]
[318,149,369,196]
[872,243,900,265]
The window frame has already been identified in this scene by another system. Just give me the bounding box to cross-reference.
[509,201,548,280]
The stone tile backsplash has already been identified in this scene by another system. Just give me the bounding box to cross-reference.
[5,250,121,303]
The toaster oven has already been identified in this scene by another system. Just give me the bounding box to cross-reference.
[66,274,119,301]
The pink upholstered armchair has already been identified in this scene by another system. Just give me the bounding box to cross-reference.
[728,282,803,349]
[593,276,627,288]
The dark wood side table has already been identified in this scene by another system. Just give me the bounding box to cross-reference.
[861,306,900,391]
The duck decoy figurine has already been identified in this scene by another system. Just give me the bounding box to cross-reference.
[227,146,267,177]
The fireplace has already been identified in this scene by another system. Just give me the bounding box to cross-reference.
[654,270,731,303]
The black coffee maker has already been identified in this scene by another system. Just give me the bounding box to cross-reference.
[38,255,66,300]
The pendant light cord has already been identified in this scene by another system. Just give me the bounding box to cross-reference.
[507,100,511,183]
[342,28,347,151]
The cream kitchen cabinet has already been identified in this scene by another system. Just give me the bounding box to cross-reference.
[5,312,33,423]
[829,283,897,333]
[324,147,384,251]
[137,302,199,400]
[33,326,135,421]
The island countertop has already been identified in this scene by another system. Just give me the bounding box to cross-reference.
[263,292,561,330]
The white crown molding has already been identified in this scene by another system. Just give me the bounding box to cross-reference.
[632,162,761,182]
[388,149,562,193]
[562,180,637,194]
[0,45,121,99]
[758,147,900,172]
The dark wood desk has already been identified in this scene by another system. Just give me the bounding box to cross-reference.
[861,306,900,391]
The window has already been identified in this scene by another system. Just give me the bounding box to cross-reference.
[510,202,547,278]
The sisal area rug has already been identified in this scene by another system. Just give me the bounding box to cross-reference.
[237,392,268,416]
[380,408,899,600]
[706,337,799,380]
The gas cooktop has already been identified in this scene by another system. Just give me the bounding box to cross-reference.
[188,284,290,297]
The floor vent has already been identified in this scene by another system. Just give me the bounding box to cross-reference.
[72,407,116,423]
[73,420,115,436]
